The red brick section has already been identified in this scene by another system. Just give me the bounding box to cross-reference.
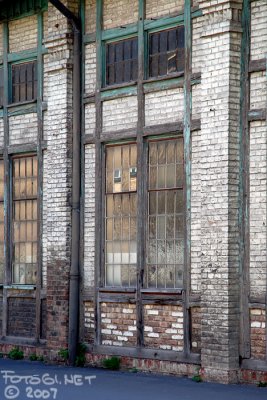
[144,305,183,352]
[101,303,137,347]
[84,301,94,344]
[46,258,70,352]
[7,297,36,337]
[191,307,201,353]
[86,353,198,376]
[240,369,267,385]
[250,309,266,360]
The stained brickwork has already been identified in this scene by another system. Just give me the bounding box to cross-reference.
[85,0,96,33]
[101,303,137,347]
[250,309,266,361]
[200,1,241,383]
[84,301,94,343]
[190,307,201,353]
[191,130,201,293]
[102,96,138,133]
[250,72,267,110]
[0,23,3,57]
[84,43,96,95]
[144,305,183,352]
[0,120,4,147]
[7,297,36,337]
[84,145,95,288]
[9,114,38,146]
[146,0,183,19]
[250,0,267,60]
[249,121,267,298]
[145,88,184,126]
[8,15,38,53]
[85,104,96,136]
[103,0,138,30]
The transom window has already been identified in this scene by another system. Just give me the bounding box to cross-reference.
[105,37,138,86]
[11,61,37,104]
[105,144,137,287]
[12,155,38,284]
[148,26,185,78]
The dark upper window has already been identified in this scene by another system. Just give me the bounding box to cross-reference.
[105,37,138,86]
[0,68,3,107]
[11,61,37,104]
[148,26,184,78]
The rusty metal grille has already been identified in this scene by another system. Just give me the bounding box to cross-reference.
[105,144,137,287]
[146,138,184,288]
[11,61,37,104]
[149,26,185,78]
[0,160,4,283]
[12,155,38,284]
[106,37,138,86]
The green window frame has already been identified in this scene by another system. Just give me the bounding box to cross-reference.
[104,36,138,87]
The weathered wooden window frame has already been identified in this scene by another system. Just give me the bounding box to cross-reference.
[146,24,185,80]
[10,59,38,105]
[103,35,138,87]
[10,153,38,286]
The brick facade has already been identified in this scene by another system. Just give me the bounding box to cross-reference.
[0,0,265,385]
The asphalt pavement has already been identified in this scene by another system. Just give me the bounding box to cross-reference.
[0,358,266,400]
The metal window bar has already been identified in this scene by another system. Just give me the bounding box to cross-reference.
[11,61,37,104]
[105,144,137,287]
[146,138,184,289]
[12,155,38,284]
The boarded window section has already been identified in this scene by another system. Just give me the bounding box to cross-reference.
[149,26,184,78]
[105,144,137,287]
[11,61,37,104]
[12,155,38,284]
[146,138,184,288]
[106,37,138,86]
[0,160,4,283]
[0,68,3,107]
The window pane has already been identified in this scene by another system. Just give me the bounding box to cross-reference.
[12,155,38,284]
[149,26,185,78]
[105,144,137,287]
[106,37,138,86]
[146,139,184,288]
[11,61,37,104]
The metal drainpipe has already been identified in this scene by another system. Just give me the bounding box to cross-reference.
[49,0,81,365]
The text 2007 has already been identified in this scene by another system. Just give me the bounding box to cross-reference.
[26,387,58,399]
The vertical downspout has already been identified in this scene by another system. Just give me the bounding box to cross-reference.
[48,0,81,365]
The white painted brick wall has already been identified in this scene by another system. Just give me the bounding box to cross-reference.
[250,0,267,61]
[0,23,3,57]
[85,0,96,33]
[0,119,4,147]
[85,104,96,136]
[191,129,201,293]
[103,96,138,133]
[103,0,138,30]
[145,88,183,126]
[84,144,95,288]
[146,0,183,19]
[192,17,204,74]
[9,15,38,53]
[249,121,267,298]
[192,84,201,120]
[42,151,48,288]
[250,72,267,111]
[84,44,96,95]
[9,113,38,145]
